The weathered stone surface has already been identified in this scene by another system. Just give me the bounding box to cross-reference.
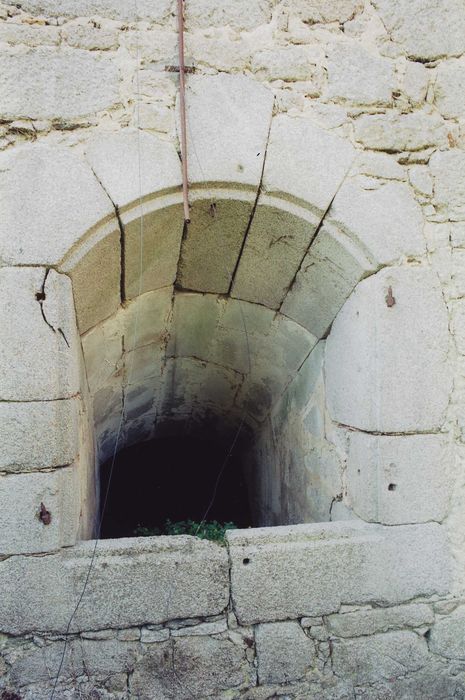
[0,268,80,401]
[0,144,114,265]
[0,466,80,555]
[373,0,465,60]
[327,181,425,266]
[171,619,227,636]
[82,313,123,394]
[429,605,465,659]
[62,22,119,50]
[131,635,252,699]
[185,0,275,29]
[0,48,119,120]
[0,399,79,471]
[0,536,229,634]
[332,631,429,685]
[178,74,273,187]
[354,111,447,152]
[430,149,465,222]
[85,129,182,210]
[326,43,395,105]
[177,196,254,294]
[434,60,465,119]
[61,220,121,333]
[256,621,316,684]
[231,204,317,310]
[354,151,405,180]
[1,0,173,21]
[262,115,355,215]
[10,637,138,687]
[325,267,451,432]
[228,522,449,624]
[403,61,429,105]
[347,433,452,524]
[326,604,434,638]
[281,223,374,337]
[289,0,360,23]
[0,22,60,46]
[252,46,319,82]
[122,202,184,300]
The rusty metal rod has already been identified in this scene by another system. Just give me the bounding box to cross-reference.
[177,0,190,223]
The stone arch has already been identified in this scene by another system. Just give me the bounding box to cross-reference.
[0,75,453,595]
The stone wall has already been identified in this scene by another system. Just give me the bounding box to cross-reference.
[1,0,465,696]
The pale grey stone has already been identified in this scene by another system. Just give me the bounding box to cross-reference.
[281,222,374,337]
[326,43,395,105]
[117,628,141,641]
[10,638,138,687]
[1,0,173,21]
[0,268,80,401]
[252,46,320,82]
[62,23,119,50]
[0,466,80,555]
[373,0,465,60]
[141,628,170,643]
[85,129,182,211]
[171,619,227,636]
[0,399,79,471]
[0,144,115,266]
[178,74,273,188]
[289,0,360,23]
[328,180,425,265]
[332,631,429,685]
[325,267,451,432]
[430,149,465,222]
[429,606,465,659]
[0,48,119,120]
[185,0,275,30]
[0,536,229,634]
[256,621,316,684]
[347,433,453,525]
[354,111,448,152]
[355,152,405,180]
[0,22,60,46]
[434,60,465,118]
[327,604,434,638]
[131,635,252,699]
[227,522,450,624]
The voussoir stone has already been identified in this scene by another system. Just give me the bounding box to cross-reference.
[373,0,465,60]
[85,129,182,210]
[0,48,119,120]
[327,180,425,266]
[0,144,115,265]
[325,266,451,432]
[177,73,274,188]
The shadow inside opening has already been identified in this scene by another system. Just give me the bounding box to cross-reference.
[99,436,252,539]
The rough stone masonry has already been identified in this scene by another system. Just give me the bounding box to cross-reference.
[0,0,465,698]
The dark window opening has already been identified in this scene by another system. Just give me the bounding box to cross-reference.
[100,436,252,539]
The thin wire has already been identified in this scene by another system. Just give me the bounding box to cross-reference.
[195,301,252,535]
[50,3,146,695]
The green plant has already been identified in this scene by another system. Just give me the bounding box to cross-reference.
[134,519,236,544]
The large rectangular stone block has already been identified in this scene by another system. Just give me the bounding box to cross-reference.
[0,399,79,471]
[0,466,80,555]
[0,536,229,634]
[0,267,80,401]
[227,522,450,624]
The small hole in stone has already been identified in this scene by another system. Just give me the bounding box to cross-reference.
[424,628,431,640]
[243,558,250,565]
[357,469,361,475]
[36,291,45,301]
[388,483,396,491]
